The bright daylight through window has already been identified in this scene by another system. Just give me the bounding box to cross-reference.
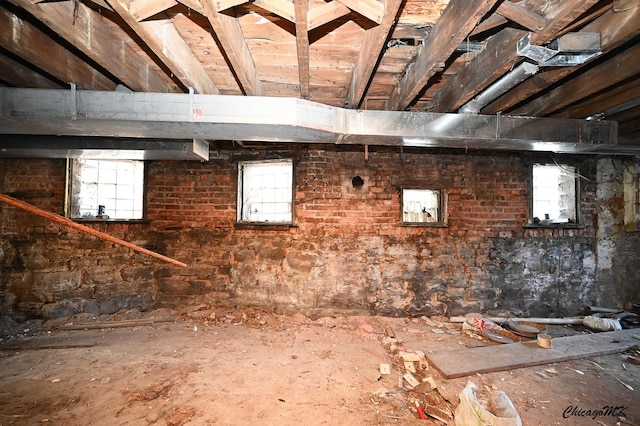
[68,159,144,220]
[402,189,442,224]
[238,159,293,223]
[532,164,577,224]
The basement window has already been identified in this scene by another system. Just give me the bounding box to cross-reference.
[402,189,445,225]
[68,159,144,220]
[530,164,579,226]
[237,159,293,224]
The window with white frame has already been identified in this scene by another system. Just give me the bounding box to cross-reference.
[68,159,144,220]
[531,163,578,225]
[402,189,444,224]
[237,159,293,223]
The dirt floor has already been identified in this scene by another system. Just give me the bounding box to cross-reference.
[0,307,638,426]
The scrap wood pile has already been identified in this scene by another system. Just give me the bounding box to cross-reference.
[373,325,454,423]
[372,323,523,424]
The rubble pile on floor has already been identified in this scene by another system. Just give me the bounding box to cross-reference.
[372,325,454,423]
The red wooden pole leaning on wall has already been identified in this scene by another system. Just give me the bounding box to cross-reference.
[0,193,187,268]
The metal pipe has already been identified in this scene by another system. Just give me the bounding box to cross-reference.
[0,193,187,268]
[459,62,539,114]
[587,97,640,120]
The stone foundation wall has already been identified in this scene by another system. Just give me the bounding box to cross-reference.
[1,147,637,320]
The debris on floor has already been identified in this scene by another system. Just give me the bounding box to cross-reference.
[377,325,454,422]
[621,345,640,365]
[454,381,522,426]
[1,306,639,425]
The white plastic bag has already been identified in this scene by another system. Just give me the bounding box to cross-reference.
[454,381,522,426]
[583,315,622,331]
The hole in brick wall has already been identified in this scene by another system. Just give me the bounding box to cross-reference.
[352,176,364,188]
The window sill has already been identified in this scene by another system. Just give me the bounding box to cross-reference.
[524,223,584,229]
[235,222,298,231]
[401,222,449,228]
[72,218,149,224]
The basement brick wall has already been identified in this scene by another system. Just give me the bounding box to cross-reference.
[1,148,637,320]
[0,159,66,234]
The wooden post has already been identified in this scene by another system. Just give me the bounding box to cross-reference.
[0,193,187,268]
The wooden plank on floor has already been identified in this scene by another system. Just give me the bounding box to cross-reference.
[0,343,95,351]
[58,318,176,330]
[427,329,640,379]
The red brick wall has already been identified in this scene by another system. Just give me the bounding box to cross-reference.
[146,159,237,229]
[142,148,594,238]
[0,159,66,234]
[0,147,612,320]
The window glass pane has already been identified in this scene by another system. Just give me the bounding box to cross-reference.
[532,164,576,223]
[403,189,440,223]
[238,160,293,223]
[69,159,144,220]
[81,164,99,183]
[99,163,118,184]
[117,184,135,199]
[100,183,117,200]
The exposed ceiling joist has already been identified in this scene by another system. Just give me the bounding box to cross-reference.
[83,0,115,12]
[201,0,262,95]
[552,78,640,121]
[483,3,640,114]
[107,0,220,94]
[529,0,600,44]
[335,0,384,24]
[254,0,295,21]
[0,6,115,90]
[431,0,600,113]
[177,0,205,14]
[346,0,403,109]
[495,0,546,32]
[130,0,178,21]
[210,0,245,13]
[0,52,65,89]
[470,12,507,37]
[9,0,177,92]
[293,0,310,99]
[385,0,499,111]
[307,1,350,31]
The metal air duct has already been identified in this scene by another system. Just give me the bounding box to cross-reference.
[459,62,539,114]
[0,87,618,154]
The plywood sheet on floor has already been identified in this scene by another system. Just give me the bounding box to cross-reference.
[427,329,640,379]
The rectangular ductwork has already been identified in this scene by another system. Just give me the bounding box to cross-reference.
[0,87,619,155]
[517,32,602,67]
[0,135,209,160]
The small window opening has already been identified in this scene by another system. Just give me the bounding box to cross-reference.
[238,159,293,223]
[402,189,443,224]
[68,159,144,220]
[532,164,577,224]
